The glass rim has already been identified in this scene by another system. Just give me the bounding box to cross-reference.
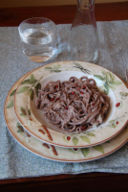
[19,17,56,25]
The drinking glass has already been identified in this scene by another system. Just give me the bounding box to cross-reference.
[69,0,99,63]
[18,17,57,62]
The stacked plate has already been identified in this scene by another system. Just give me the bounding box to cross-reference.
[4,61,128,162]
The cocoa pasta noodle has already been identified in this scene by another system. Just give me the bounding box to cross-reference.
[35,76,110,133]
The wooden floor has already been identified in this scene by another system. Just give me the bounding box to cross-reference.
[0,2,128,26]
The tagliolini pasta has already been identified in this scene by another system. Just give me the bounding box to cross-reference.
[35,76,110,133]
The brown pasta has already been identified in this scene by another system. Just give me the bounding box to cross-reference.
[35,76,110,133]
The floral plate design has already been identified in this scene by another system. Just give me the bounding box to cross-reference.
[4,73,128,162]
[14,61,128,148]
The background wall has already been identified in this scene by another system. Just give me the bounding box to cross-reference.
[0,0,128,8]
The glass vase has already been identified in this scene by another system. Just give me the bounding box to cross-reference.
[70,0,99,63]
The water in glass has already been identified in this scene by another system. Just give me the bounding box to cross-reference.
[18,17,57,62]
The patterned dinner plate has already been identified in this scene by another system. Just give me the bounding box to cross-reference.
[14,61,128,148]
[4,73,128,162]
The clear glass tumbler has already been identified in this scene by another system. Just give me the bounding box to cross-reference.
[69,0,99,63]
[18,17,57,62]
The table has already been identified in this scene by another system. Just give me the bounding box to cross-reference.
[1,2,128,191]
[0,2,128,26]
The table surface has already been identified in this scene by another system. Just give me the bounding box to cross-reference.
[1,2,128,191]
